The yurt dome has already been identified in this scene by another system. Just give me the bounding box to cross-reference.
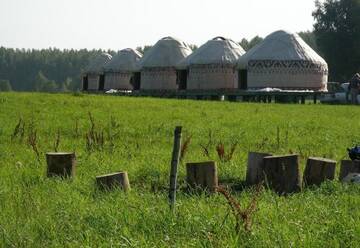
[85,52,112,74]
[104,48,142,72]
[237,30,328,91]
[140,36,192,68]
[103,49,142,91]
[139,37,192,90]
[177,37,245,90]
[178,37,245,69]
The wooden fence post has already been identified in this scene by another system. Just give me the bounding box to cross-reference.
[169,126,182,211]
[186,161,218,193]
[263,155,301,194]
[46,152,76,178]
[339,160,360,181]
[303,157,336,186]
[96,172,130,191]
[246,152,272,185]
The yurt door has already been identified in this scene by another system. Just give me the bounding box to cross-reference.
[239,70,247,90]
[83,76,88,91]
[177,70,188,90]
[132,72,141,90]
[98,74,105,91]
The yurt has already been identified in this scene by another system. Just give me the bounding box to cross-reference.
[139,37,192,90]
[177,37,245,90]
[237,30,328,91]
[103,49,142,91]
[82,53,112,91]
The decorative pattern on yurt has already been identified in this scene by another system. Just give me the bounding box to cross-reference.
[83,53,112,91]
[103,48,142,90]
[237,30,328,91]
[177,37,245,90]
[139,37,192,90]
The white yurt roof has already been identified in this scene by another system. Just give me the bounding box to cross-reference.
[85,53,112,73]
[177,37,245,69]
[139,36,192,68]
[104,48,142,72]
[237,30,327,69]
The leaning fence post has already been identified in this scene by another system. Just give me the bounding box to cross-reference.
[169,126,182,212]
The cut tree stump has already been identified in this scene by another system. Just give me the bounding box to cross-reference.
[263,155,301,194]
[96,172,130,191]
[303,157,336,186]
[339,160,360,180]
[246,152,272,185]
[186,161,218,192]
[46,152,76,178]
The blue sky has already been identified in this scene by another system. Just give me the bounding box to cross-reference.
[0,0,320,50]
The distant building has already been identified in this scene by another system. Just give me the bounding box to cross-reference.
[82,53,112,91]
[177,37,245,90]
[139,37,192,90]
[237,30,328,91]
[103,49,142,91]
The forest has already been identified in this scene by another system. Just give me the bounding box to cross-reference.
[0,0,359,92]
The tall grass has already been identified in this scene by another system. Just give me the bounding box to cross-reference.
[0,92,360,247]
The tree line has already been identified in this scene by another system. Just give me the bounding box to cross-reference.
[0,0,359,92]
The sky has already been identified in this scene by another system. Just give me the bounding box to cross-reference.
[0,0,320,50]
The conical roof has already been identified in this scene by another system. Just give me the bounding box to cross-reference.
[85,53,112,73]
[237,30,327,69]
[177,37,245,69]
[139,37,192,68]
[104,48,142,72]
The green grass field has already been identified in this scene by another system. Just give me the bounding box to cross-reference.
[1,92,360,247]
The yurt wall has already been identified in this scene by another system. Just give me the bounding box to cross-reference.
[104,73,133,90]
[141,68,178,90]
[187,64,239,90]
[87,74,100,90]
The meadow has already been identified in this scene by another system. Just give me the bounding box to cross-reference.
[0,92,360,247]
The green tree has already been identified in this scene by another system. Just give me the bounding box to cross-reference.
[0,79,12,91]
[313,0,360,81]
[298,31,319,53]
[239,36,263,51]
[136,45,153,55]
[35,71,57,92]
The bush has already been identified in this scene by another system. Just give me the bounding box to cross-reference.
[0,79,12,92]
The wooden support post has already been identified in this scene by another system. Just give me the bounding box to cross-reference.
[246,152,272,185]
[303,157,336,186]
[267,95,272,103]
[210,95,219,101]
[263,155,301,194]
[301,96,305,104]
[186,161,218,192]
[228,95,236,102]
[46,152,76,178]
[339,160,360,180]
[96,172,130,191]
[169,126,182,211]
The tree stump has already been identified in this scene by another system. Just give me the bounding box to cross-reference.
[246,152,272,185]
[303,157,336,186]
[186,161,218,192]
[46,152,76,178]
[263,155,301,194]
[339,160,360,180]
[96,172,130,191]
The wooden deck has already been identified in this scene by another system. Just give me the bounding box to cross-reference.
[107,89,322,104]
